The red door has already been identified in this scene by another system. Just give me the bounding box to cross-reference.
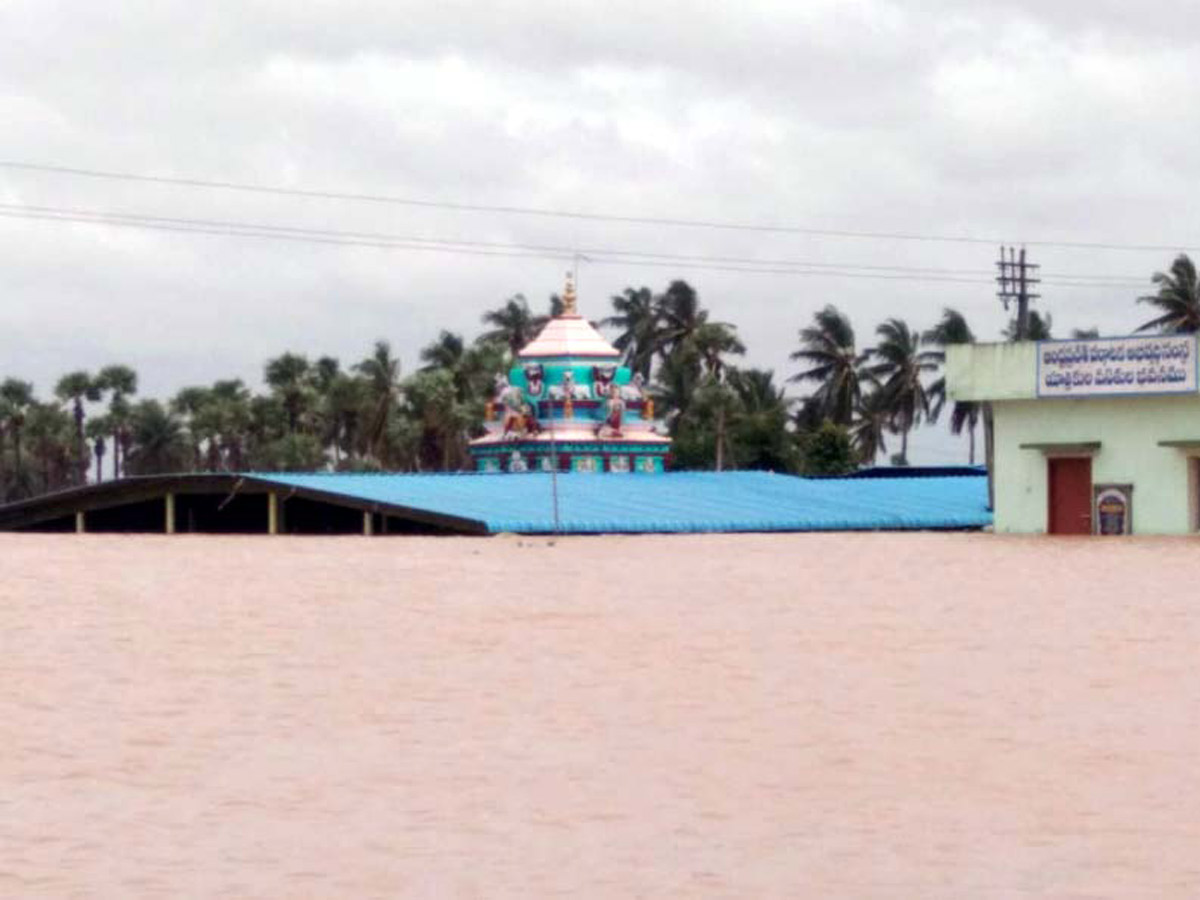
[1048,457,1093,535]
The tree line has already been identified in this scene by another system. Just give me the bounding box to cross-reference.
[2,253,1198,502]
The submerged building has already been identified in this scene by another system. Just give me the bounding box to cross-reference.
[468,275,671,473]
[948,332,1200,535]
[0,274,998,536]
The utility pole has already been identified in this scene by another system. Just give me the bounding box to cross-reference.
[996,246,1041,340]
[984,246,1042,513]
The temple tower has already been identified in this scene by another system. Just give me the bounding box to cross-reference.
[469,274,671,473]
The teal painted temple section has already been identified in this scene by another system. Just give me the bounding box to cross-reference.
[469,275,671,473]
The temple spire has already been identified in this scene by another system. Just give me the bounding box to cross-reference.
[561,270,578,317]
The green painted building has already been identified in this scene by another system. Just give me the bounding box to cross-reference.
[948,334,1200,535]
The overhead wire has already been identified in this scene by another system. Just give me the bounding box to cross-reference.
[0,159,1195,254]
[0,201,1152,290]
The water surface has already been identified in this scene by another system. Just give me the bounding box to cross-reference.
[3,533,1199,897]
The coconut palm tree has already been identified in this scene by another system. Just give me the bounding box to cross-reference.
[655,280,709,360]
[652,342,704,429]
[692,322,746,380]
[419,330,504,417]
[124,400,189,475]
[480,294,541,356]
[725,368,798,472]
[789,305,867,426]
[403,368,473,470]
[55,371,102,485]
[354,340,403,466]
[850,382,890,465]
[1002,310,1053,341]
[98,364,138,479]
[922,308,981,464]
[1136,253,1200,334]
[603,287,661,380]
[264,353,313,434]
[420,330,467,373]
[868,318,941,466]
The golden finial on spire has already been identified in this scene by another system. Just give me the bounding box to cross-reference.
[561,270,578,316]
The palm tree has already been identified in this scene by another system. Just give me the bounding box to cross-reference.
[850,382,890,465]
[311,356,341,395]
[24,401,74,494]
[209,379,251,470]
[1136,254,1200,334]
[603,287,661,380]
[789,305,867,426]
[725,368,798,472]
[98,364,138,479]
[124,400,189,475]
[420,330,467,373]
[171,386,212,470]
[403,369,473,471]
[655,280,708,360]
[692,322,746,379]
[354,340,403,466]
[322,373,366,466]
[0,379,35,499]
[922,308,981,464]
[419,330,503,418]
[868,318,941,466]
[85,416,109,483]
[55,371,102,485]
[652,344,704,429]
[480,294,541,356]
[264,353,313,433]
[1002,310,1053,341]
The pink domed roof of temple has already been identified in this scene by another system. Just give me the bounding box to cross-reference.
[517,272,620,360]
[518,315,621,360]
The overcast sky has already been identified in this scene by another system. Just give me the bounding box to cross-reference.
[4,1,1200,464]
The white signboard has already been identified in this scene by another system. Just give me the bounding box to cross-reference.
[1037,335,1198,397]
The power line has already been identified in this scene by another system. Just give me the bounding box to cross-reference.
[2,159,1196,254]
[0,202,1152,290]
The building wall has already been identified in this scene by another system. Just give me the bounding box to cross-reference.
[994,395,1200,534]
[946,342,1037,402]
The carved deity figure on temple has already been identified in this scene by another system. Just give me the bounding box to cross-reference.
[500,380,530,438]
[551,370,589,400]
[620,372,647,401]
[592,364,617,400]
[523,363,545,398]
[596,383,625,438]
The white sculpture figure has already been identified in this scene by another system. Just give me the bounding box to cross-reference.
[620,372,647,401]
[550,370,591,400]
[508,450,528,473]
[493,373,510,403]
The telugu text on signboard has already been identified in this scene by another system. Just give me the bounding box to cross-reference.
[1037,335,1198,397]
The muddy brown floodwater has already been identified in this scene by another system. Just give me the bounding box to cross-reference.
[3,533,1200,898]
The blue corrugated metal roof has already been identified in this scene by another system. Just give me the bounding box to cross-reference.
[250,471,991,534]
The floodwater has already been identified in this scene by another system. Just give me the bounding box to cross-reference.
[3,533,1200,898]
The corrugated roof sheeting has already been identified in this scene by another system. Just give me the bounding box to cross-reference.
[251,471,990,534]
